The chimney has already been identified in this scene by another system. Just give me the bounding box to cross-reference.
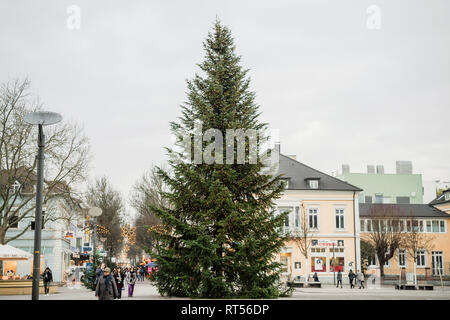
[367,165,375,174]
[376,165,384,174]
[342,164,350,174]
[396,161,412,174]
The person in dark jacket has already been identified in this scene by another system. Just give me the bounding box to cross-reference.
[113,268,124,299]
[313,272,319,282]
[336,270,343,288]
[348,269,356,288]
[42,267,53,296]
[95,267,118,300]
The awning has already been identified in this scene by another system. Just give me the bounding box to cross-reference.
[0,245,33,261]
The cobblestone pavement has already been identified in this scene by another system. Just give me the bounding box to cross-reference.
[0,281,449,300]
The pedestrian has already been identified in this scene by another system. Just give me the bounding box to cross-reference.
[357,270,365,289]
[94,263,105,288]
[313,272,319,282]
[42,267,53,296]
[126,267,137,297]
[95,267,118,300]
[336,270,343,288]
[139,267,145,282]
[348,269,355,289]
[113,268,124,299]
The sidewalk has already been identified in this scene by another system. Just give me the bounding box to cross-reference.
[1,281,449,300]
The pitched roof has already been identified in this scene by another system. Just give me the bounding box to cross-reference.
[277,154,362,192]
[429,189,450,206]
[359,203,450,218]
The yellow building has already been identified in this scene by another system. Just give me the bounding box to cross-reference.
[359,203,449,277]
[275,152,362,283]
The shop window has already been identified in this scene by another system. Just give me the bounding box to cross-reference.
[330,257,345,272]
[311,257,326,272]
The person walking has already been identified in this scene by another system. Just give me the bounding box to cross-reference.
[42,267,53,296]
[336,270,343,288]
[139,267,145,282]
[348,269,356,289]
[126,267,137,297]
[113,268,124,299]
[357,270,365,289]
[95,267,118,300]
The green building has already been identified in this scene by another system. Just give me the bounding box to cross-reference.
[336,161,423,204]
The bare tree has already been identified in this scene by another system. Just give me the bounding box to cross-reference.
[361,204,404,276]
[286,203,314,282]
[402,215,435,286]
[0,78,90,244]
[86,177,124,264]
[130,165,169,253]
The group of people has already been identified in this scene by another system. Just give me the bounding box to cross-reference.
[95,263,145,300]
[311,270,366,289]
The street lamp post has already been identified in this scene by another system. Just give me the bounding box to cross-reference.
[88,207,102,266]
[24,111,62,301]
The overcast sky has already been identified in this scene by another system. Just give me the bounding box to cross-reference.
[1,0,449,218]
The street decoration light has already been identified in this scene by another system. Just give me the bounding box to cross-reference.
[87,207,102,266]
[24,111,62,301]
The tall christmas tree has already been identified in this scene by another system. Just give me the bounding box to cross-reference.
[151,20,289,298]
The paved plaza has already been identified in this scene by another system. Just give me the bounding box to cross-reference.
[0,280,449,300]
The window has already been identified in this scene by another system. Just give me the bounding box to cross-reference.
[416,250,426,267]
[311,257,326,272]
[439,221,445,233]
[432,221,439,233]
[399,220,405,232]
[330,257,345,272]
[398,250,406,267]
[445,192,450,201]
[367,255,376,266]
[335,208,345,230]
[366,220,372,232]
[309,180,319,189]
[281,179,290,189]
[308,208,318,229]
[278,207,292,228]
[9,209,19,228]
[365,196,373,204]
[360,220,365,232]
[406,220,412,232]
[396,196,410,204]
[12,181,21,193]
[426,220,432,233]
[294,207,299,228]
[41,211,46,230]
[375,194,383,204]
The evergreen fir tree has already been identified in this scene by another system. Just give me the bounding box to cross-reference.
[150,20,289,298]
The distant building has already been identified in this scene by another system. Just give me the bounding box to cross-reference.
[423,180,450,204]
[360,203,449,277]
[275,146,362,283]
[336,161,423,204]
[429,188,450,215]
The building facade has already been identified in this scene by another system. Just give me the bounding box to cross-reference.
[359,203,450,277]
[275,152,362,283]
[336,161,423,204]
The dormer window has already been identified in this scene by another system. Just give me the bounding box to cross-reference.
[305,178,320,189]
[445,192,450,201]
[281,178,290,189]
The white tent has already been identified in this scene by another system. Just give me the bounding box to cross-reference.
[0,244,33,261]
